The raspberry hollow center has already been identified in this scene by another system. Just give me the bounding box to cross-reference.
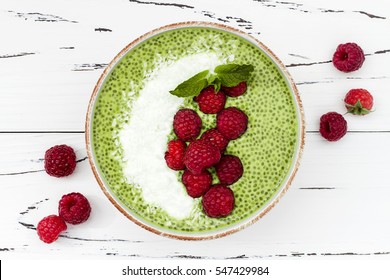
[324,121,331,133]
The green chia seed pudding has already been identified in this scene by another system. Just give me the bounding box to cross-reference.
[90,26,300,233]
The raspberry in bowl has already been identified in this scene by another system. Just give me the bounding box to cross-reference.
[86,22,304,240]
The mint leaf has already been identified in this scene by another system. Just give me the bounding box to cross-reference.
[214,64,254,87]
[169,70,209,97]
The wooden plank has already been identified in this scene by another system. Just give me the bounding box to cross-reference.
[0,132,389,258]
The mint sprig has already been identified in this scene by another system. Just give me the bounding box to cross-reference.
[169,63,254,98]
[207,74,222,93]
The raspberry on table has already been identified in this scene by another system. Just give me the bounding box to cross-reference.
[173,109,202,141]
[194,86,226,114]
[217,107,248,140]
[332,42,365,73]
[200,128,229,153]
[221,81,247,97]
[215,155,244,185]
[58,192,91,225]
[183,140,221,175]
[44,144,77,177]
[164,140,187,170]
[182,169,212,198]
[37,215,67,244]
[202,185,235,218]
[319,112,347,141]
[344,88,373,115]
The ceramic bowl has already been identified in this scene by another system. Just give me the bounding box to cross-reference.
[86,21,305,240]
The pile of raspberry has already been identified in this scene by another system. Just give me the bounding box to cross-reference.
[36,145,92,244]
[165,81,249,218]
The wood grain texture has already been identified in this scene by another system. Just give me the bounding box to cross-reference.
[0,0,389,259]
[1,0,389,131]
[0,133,389,259]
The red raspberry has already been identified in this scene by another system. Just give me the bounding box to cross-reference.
[217,107,248,140]
[194,86,226,114]
[44,145,76,177]
[173,109,202,141]
[344,88,373,115]
[215,155,243,185]
[183,140,221,175]
[332,43,365,72]
[202,185,235,218]
[59,192,91,225]
[319,112,347,141]
[37,215,67,244]
[182,169,212,198]
[200,128,229,152]
[164,140,187,170]
[221,81,247,97]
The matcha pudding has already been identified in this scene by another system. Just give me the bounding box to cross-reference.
[86,22,304,239]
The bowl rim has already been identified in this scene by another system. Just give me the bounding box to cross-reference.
[85,21,305,241]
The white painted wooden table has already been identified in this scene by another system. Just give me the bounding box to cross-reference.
[1,0,389,260]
